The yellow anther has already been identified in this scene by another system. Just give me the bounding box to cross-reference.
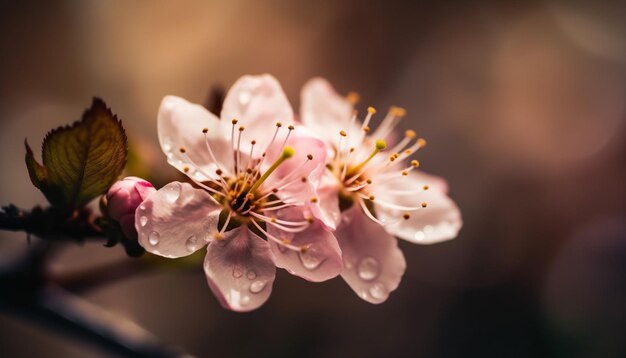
[202,128,208,133]
[307,154,313,160]
[300,245,310,253]
[310,197,318,203]
[238,126,245,132]
[367,106,376,114]
[401,170,408,176]
[288,125,295,130]
[231,119,238,124]
[306,216,314,224]
[421,202,428,208]
[251,140,257,145]
[411,160,419,167]
[339,130,347,137]
[246,193,254,200]
[183,166,190,173]
[349,147,355,152]
[405,150,412,154]
[346,92,360,104]
[270,216,277,223]
[282,239,292,245]
[375,139,387,151]
[417,138,427,147]
[405,129,416,138]
[179,147,186,153]
[368,195,375,201]
[363,126,370,133]
[403,213,411,220]
[282,146,295,158]
[301,177,307,183]
[366,179,372,184]
[276,122,283,127]
[216,169,223,176]
[423,185,429,190]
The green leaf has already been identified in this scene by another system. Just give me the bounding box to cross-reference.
[25,139,47,189]
[27,98,128,209]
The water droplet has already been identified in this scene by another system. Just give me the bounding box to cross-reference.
[148,232,160,246]
[250,280,266,293]
[163,138,172,152]
[414,231,425,242]
[246,269,257,280]
[240,295,251,306]
[238,90,251,105]
[164,183,181,203]
[139,216,148,227]
[369,283,388,300]
[139,205,146,210]
[358,257,380,281]
[299,246,323,270]
[232,265,244,278]
[185,236,199,252]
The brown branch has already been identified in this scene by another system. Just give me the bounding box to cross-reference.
[0,204,106,241]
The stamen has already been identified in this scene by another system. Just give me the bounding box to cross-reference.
[362,106,376,132]
[345,139,387,182]
[346,91,360,105]
[250,218,302,251]
[248,146,295,195]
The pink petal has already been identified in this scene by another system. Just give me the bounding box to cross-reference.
[300,77,359,146]
[336,206,406,304]
[373,171,462,244]
[307,171,341,230]
[135,182,221,258]
[262,126,328,203]
[221,74,294,152]
[266,207,342,282]
[158,96,233,179]
[204,227,276,312]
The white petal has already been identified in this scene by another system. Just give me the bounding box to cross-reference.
[374,171,462,244]
[158,95,233,178]
[136,182,221,258]
[337,206,406,304]
[204,227,276,312]
[300,77,359,146]
[221,74,294,152]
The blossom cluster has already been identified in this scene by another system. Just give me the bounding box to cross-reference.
[123,75,461,311]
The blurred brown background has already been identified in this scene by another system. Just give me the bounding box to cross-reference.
[1,0,625,357]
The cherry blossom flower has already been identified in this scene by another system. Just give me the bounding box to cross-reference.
[106,176,156,239]
[136,75,342,312]
[300,78,462,303]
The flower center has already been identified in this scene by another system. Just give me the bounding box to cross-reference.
[329,103,430,224]
[176,120,315,253]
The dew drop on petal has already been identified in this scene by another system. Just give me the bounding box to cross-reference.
[250,280,266,294]
[164,183,181,203]
[246,269,257,280]
[369,283,389,300]
[357,257,380,281]
[148,232,160,246]
[414,231,425,242]
[299,246,323,270]
[185,236,199,252]
[139,205,146,210]
[163,138,172,152]
[139,216,148,227]
[232,265,244,278]
[238,90,252,105]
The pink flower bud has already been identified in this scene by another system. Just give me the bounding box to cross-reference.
[107,176,156,239]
